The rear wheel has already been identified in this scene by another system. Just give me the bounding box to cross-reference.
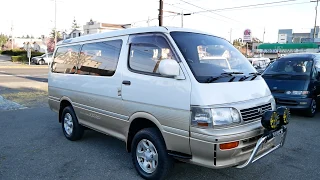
[39,60,45,65]
[61,106,84,141]
[131,128,174,180]
[305,98,317,117]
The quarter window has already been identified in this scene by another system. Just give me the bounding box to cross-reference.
[52,45,80,74]
[128,34,176,74]
[78,40,122,76]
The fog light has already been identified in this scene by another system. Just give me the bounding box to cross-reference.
[277,107,290,125]
[261,110,280,130]
[300,102,307,105]
[219,141,239,150]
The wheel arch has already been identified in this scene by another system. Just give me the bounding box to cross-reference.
[126,112,166,153]
[59,97,74,123]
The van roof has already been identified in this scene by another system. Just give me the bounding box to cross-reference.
[57,26,217,46]
[280,53,319,60]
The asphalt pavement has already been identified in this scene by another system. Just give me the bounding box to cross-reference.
[0,67,49,83]
[1,55,319,180]
[0,107,319,180]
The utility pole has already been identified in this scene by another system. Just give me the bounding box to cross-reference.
[312,0,319,39]
[181,11,184,27]
[163,10,191,27]
[11,21,14,50]
[147,16,150,26]
[262,27,265,42]
[54,0,57,46]
[159,0,163,26]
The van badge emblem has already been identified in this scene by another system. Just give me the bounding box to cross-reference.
[257,108,263,115]
[273,87,277,89]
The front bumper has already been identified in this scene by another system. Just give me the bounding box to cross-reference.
[273,94,311,109]
[236,125,287,168]
[189,125,287,169]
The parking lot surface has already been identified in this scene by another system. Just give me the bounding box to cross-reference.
[1,107,319,180]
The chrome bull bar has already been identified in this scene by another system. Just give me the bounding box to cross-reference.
[236,125,287,169]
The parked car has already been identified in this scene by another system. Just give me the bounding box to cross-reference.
[248,57,271,73]
[31,53,53,65]
[48,27,289,180]
[262,53,320,117]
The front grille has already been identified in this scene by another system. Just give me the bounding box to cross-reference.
[240,103,272,122]
[276,99,298,106]
[271,89,285,93]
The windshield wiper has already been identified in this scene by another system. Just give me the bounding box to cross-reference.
[206,72,244,83]
[239,72,261,81]
[263,73,292,77]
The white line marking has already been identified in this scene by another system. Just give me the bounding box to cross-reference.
[0,71,5,73]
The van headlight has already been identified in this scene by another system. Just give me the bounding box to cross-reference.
[271,98,276,110]
[191,107,241,128]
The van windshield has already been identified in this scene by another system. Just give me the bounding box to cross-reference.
[263,57,313,76]
[170,32,256,83]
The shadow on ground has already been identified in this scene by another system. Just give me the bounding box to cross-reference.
[0,71,48,82]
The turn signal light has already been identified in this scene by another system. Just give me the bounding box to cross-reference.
[219,141,239,150]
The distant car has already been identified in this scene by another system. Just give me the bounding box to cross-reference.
[262,53,320,117]
[248,57,271,73]
[31,53,53,65]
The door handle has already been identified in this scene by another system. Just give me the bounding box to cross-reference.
[122,80,131,85]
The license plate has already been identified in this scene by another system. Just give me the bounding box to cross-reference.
[260,128,284,151]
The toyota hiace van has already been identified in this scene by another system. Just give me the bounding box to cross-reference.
[48,27,289,180]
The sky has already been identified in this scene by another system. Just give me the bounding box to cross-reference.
[0,0,318,43]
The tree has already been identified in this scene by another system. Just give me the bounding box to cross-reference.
[26,35,30,38]
[233,39,241,46]
[72,17,80,30]
[0,34,8,46]
[50,29,62,40]
[252,37,262,43]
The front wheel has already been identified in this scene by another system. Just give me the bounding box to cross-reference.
[61,106,84,141]
[305,98,317,117]
[131,128,174,180]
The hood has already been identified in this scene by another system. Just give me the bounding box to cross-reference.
[191,79,271,106]
[263,77,308,92]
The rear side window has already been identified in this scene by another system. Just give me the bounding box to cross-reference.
[78,40,122,76]
[128,34,176,74]
[52,45,80,74]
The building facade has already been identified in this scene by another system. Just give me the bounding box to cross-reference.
[83,19,131,35]
[278,26,320,43]
[278,29,293,43]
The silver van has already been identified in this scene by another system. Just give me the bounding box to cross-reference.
[48,27,289,180]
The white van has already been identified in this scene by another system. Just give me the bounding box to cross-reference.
[48,27,289,180]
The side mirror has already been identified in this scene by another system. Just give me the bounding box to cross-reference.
[158,59,180,77]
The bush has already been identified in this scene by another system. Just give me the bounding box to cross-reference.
[11,55,28,63]
[1,49,44,57]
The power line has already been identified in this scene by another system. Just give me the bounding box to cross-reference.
[211,1,311,12]
[179,0,264,28]
[179,0,256,27]
[167,3,226,21]
[193,0,304,13]
[130,14,179,26]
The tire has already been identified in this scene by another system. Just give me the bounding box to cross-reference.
[305,98,317,117]
[131,128,174,180]
[61,106,84,141]
[39,60,45,65]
